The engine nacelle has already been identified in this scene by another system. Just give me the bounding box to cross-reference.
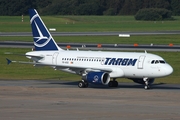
[84,72,110,85]
[130,78,155,85]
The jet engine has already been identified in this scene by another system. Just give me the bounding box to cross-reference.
[130,78,155,85]
[83,72,110,85]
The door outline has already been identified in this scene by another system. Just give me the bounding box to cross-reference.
[101,57,105,65]
[52,52,59,65]
[137,55,146,69]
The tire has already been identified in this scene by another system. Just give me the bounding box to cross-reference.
[108,81,113,87]
[78,81,85,88]
[144,85,150,90]
[114,81,118,87]
[84,82,89,88]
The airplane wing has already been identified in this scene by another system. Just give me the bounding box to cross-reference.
[6,58,112,73]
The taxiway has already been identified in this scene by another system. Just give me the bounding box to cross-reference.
[0,80,180,120]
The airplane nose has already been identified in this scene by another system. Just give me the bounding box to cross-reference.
[164,64,173,76]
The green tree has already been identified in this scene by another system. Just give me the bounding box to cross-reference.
[0,0,36,15]
[135,8,173,21]
[171,0,180,15]
[103,0,124,15]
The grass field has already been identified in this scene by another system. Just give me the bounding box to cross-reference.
[0,48,180,84]
[0,15,180,84]
[1,16,180,32]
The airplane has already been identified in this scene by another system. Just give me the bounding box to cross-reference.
[7,9,173,90]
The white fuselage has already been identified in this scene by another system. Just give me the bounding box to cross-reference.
[26,50,173,79]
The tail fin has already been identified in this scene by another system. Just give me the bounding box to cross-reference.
[29,9,63,51]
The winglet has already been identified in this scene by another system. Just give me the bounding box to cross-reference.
[6,58,12,65]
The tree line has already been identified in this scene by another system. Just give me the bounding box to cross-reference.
[0,0,180,16]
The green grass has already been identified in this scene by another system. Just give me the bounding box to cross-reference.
[0,48,77,80]
[1,34,180,45]
[1,16,180,32]
[55,35,180,45]
[0,48,180,84]
[0,15,180,84]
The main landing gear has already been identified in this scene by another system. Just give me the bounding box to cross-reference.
[78,79,118,88]
[108,78,118,87]
[143,78,150,90]
[78,80,89,88]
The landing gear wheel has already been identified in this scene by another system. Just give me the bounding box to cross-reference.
[84,81,89,88]
[144,85,150,90]
[108,81,114,87]
[143,78,151,90]
[108,81,118,87]
[78,81,85,88]
[78,81,89,88]
[114,81,118,87]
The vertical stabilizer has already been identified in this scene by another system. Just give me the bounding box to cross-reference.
[29,9,63,51]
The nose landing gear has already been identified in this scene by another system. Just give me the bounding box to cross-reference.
[143,78,150,90]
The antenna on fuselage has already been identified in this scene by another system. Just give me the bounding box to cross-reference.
[145,50,147,54]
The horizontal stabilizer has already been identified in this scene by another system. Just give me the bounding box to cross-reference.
[6,58,12,65]
[5,52,26,56]
[6,58,36,65]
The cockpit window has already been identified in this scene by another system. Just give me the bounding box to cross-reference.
[155,60,159,64]
[151,60,155,64]
[159,60,166,64]
[151,60,166,64]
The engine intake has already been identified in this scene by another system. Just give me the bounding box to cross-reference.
[83,72,110,85]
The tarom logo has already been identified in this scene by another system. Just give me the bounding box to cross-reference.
[93,75,99,83]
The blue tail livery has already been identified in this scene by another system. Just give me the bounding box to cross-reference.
[29,9,62,51]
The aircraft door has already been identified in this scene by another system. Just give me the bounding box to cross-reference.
[101,57,105,65]
[137,55,146,69]
[52,52,59,65]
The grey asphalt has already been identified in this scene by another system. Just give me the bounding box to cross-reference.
[0,80,180,120]
[1,31,180,51]
[0,31,180,36]
[1,41,180,51]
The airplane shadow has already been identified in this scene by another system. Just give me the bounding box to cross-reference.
[48,81,180,90]
[49,81,116,89]
[115,83,180,90]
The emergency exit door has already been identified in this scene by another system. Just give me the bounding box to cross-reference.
[137,55,146,69]
[52,52,59,65]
